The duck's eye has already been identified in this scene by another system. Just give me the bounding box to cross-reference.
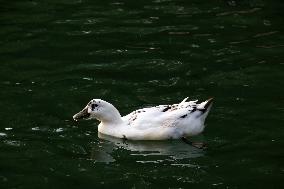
[91,104,98,110]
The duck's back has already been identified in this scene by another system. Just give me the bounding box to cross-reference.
[116,98,212,140]
[122,101,201,130]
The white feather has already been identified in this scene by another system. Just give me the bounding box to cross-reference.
[74,98,213,140]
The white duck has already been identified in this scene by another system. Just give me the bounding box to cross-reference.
[73,97,213,142]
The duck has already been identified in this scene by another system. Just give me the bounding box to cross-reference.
[73,97,213,142]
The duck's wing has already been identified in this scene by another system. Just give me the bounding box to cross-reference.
[122,98,202,129]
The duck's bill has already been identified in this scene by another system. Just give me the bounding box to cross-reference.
[73,107,90,121]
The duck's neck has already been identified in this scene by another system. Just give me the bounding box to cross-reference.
[99,105,123,125]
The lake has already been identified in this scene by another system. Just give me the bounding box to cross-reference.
[0,0,284,188]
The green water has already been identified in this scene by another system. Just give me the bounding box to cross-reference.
[1,0,284,188]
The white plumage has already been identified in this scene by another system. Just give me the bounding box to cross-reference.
[73,97,213,140]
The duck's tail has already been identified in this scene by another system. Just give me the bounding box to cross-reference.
[178,97,198,108]
[197,98,214,113]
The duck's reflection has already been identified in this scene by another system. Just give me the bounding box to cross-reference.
[90,133,205,163]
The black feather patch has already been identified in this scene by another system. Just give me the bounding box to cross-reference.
[199,108,206,113]
[180,114,188,118]
[162,106,171,112]
[91,104,98,111]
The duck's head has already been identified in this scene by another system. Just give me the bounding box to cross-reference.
[73,99,122,123]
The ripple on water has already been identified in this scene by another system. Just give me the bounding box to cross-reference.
[4,140,25,147]
[95,134,205,163]
[54,128,64,133]
[31,127,40,131]
[5,128,13,131]
[0,133,7,137]
[57,143,88,156]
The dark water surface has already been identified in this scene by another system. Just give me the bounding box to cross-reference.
[1,0,284,188]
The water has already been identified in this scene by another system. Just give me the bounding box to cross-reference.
[1,0,284,188]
